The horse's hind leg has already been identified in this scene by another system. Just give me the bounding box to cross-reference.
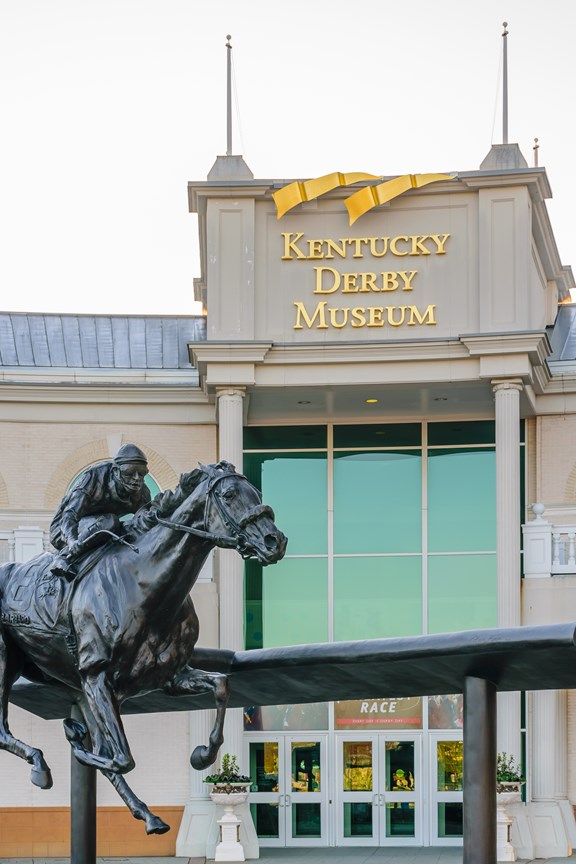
[63,670,134,773]
[77,697,170,835]
[102,769,170,835]
[0,629,53,789]
[164,667,229,769]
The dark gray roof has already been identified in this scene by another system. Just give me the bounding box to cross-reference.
[548,304,576,362]
[0,313,206,369]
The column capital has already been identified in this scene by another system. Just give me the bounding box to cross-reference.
[491,378,524,394]
[215,386,246,399]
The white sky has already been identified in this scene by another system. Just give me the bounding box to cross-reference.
[1,0,574,316]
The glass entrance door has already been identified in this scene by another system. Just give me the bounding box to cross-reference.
[337,734,422,845]
[430,733,463,845]
[248,737,327,846]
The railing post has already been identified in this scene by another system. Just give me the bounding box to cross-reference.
[568,533,575,567]
[553,532,561,568]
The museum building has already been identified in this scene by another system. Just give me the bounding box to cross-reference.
[2,141,576,857]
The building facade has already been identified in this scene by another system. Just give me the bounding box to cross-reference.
[2,145,576,857]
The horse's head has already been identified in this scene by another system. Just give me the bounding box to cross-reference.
[196,461,287,565]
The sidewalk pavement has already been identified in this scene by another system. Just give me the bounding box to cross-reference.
[0,848,573,863]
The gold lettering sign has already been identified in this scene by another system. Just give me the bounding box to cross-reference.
[284,229,449,332]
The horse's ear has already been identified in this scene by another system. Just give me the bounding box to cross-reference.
[216,460,236,473]
[179,469,203,493]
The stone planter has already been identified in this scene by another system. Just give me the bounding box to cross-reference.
[209,783,251,862]
[496,781,524,862]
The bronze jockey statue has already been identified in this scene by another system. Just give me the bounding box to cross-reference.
[50,443,151,579]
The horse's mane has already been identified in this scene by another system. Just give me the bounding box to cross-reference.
[127,462,236,538]
[128,477,195,537]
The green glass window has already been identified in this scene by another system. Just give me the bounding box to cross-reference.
[334,452,422,554]
[245,453,327,555]
[250,804,280,839]
[145,475,161,497]
[334,423,421,449]
[428,554,497,633]
[428,420,495,446]
[437,802,463,838]
[334,556,422,640]
[245,560,263,650]
[262,557,328,647]
[437,741,463,791]
[244,425,327,450]
[343,802,373,837]
[428,449,496,552]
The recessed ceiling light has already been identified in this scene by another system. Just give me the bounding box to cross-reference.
[433,397,448,402]
[297,400,311,405]
[365,398,379,404]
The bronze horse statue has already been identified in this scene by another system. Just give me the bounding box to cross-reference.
[0,461,286,834]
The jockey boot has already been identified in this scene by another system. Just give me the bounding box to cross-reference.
[50,553,78,581]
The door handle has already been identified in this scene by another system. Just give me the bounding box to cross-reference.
[372,793,379,806]
[285,794,291,806]
[379,794,385,806]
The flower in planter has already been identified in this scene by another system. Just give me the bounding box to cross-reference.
[496,752,525,784]
[205,753,252,792]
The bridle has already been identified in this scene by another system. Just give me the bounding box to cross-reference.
[155,468,275,555]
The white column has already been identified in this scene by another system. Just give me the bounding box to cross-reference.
[216,387,246,771]
[531,690,567,801]
[528,690,575,853]
[178,389,246,858]
[568,691,576,804]
[176,709,218,857]
[493,380,522,762]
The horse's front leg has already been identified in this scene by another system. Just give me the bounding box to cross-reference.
[0,629,53,789]
[164,666,229,769]
[63,671,134,774]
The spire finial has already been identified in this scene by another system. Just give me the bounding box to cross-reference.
[226,35,232,155]
[502,22,509,144]
[533,137,539,167]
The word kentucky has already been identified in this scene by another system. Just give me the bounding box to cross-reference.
[282,232,450,260]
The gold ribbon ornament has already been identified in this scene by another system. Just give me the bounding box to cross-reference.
[273,171,455,224]
[273,172,379,219]
[345,173,454,225]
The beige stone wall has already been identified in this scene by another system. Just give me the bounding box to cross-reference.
[523,575,576,625]
[530,416,576,521]
[0,420,216,530]
[0,707,191,809]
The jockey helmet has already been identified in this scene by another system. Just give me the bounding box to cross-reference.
[114,444,148,469]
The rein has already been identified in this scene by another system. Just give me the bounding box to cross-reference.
[154,516,238,548]
[155,469,274,552]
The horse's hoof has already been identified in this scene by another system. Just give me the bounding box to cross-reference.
[190,744,211,770]
[31,768,53,790]
[146,815,170,835]
[63,717,87,743]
